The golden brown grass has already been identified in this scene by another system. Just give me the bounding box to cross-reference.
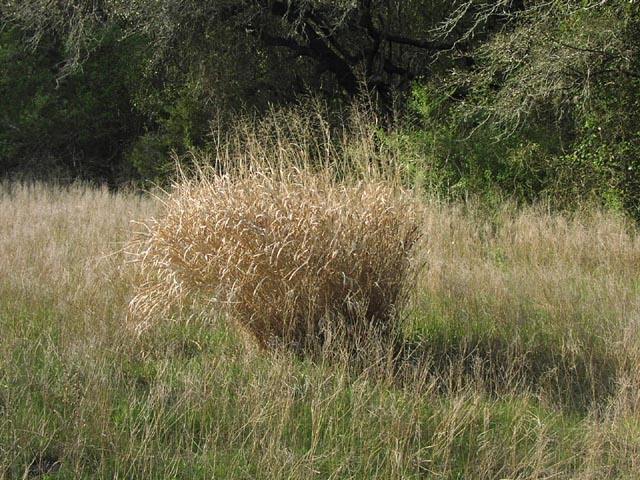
[128,98,424,353]
[407,200,640,408]
[2,178,640,478]
[129,169,422,352]
[2,102,640,479]
[0,181,156,330]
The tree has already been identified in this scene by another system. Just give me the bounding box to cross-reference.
[405,0,640,214]
[0,22,147,182]
[1,0,483,181]
[1,1,476,107]
[4,0,639,217]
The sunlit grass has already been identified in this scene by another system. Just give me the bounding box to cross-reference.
[128,168,421,353]
[1,178,640,478]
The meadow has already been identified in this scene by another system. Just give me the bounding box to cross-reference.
[1,173,640,479]
[0,96,637,480]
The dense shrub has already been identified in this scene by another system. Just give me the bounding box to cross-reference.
[0,27,146,183]
[130,169,421,352]
[395,1,640,217]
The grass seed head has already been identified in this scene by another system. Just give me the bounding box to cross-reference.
[130,169,422,352]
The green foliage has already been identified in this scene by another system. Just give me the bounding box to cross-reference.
[0,27,146,182]
[385,82,550,203]
[2,0,639,218]
[387,1,640,217]
[126,80,213,183]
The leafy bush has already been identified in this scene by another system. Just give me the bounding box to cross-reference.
[130,168,421,352]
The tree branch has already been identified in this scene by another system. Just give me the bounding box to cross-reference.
[384,33,454,52]
[259,31,313,57]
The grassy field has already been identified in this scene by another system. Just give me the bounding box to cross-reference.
[2,180,640,479]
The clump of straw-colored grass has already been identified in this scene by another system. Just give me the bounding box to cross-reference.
[129,168,421,351]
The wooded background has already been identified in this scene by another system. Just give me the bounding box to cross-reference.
[1,1,639,216]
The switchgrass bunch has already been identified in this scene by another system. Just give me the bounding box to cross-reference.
[130,168,421,351]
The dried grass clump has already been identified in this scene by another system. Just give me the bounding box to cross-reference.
[129,169,421,351]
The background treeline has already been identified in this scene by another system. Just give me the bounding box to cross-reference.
[1,1,639,216]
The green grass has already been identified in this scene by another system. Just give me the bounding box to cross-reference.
[2,181,640,479]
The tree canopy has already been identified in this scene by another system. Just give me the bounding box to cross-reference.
[1,0,639,216]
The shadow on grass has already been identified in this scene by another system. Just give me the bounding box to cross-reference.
[392,331,620,412]
[125,308,621,414]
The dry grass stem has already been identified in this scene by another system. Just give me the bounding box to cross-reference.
[129,169,422,352]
